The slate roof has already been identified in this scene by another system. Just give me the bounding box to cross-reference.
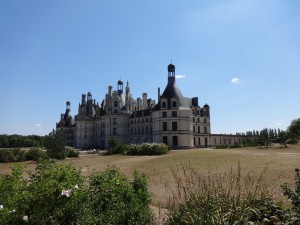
[158,80,192,110]
[130,109,152,118]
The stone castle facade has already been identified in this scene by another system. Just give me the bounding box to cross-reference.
[57,64,255,149]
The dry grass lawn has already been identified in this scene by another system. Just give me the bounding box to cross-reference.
[1,144,300,208]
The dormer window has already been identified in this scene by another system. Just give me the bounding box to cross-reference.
[161,101,167,108]
[172,101,177,108]
[114,101,118,107]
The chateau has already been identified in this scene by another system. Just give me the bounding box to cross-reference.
[56,64,255,149]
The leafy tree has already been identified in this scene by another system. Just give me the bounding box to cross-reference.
[44,131,66,159]
[259,128,269,140]
[0,135,9,148]
[288,118,300,141]
[108,137,118,154]
[275,130,289,147]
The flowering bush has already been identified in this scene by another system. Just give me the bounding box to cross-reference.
[0,160,153,225]
[127,143,169,155]
[65,146,79,158]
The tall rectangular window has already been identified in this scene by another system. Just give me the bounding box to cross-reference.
[162,111,167,118]
[163,122,167,131]
[114,101,118,107]
[172,136,178,146]
[172,111,177,117]
[172,122,177,131]
[163,136,168,145]
[162,102,166,108]
[113,118,117,125]
[113,128,116,136]
[172,101,177,108]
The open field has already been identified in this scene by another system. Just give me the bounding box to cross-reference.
[1,144,300,208]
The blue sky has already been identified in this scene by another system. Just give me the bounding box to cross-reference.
[0,0,300,136]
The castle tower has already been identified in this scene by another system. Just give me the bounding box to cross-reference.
[168,63,175,84]
[66,101,71,114]
[118,80,123,96]
[87,92,92,102]
[81,94,86,104]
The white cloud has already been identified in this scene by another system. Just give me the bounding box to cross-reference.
[35,123,42,127]
[231,78,240,84]
[175,74,187,79]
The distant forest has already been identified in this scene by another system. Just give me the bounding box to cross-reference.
[0,134,45,148]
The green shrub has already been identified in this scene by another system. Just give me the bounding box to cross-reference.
[0,148,26,163]
[0,161,154,225]
[65,146,79,158]
[25,147,48,161]
[281,168,300,224]
[132,170,151,204]
[113,144,128,155]
[0,160,86,225]
[108,137,119,154]
[127,143,169,155]
[78,165,153,225]
[0,149,11,163]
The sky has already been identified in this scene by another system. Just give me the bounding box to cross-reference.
[0,0,300,136]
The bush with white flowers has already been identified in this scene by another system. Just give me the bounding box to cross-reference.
[0,160,153,225]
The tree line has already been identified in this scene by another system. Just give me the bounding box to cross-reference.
[0,134,45,148]
[236,118,300,144]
